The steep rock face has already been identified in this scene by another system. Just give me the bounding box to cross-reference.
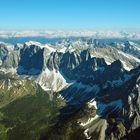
[72,57,107,82]
[2,50,19,68]
[80,49,91,62]
[0,43,9,63]
[60,50,81,78]
[42,47,53,70]
[0,42,19,68]
[70,59,127,87]
[98,60,125,82]
[122,72,140,130]
[47,51,63,71]
[17,43,53,75]
[18,44,44,74]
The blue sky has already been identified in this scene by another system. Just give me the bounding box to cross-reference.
[0,0,140,30]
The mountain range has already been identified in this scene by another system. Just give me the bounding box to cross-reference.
[0,30,140,39]
[0,39,140,140]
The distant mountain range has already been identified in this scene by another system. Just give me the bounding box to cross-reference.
[0,30,140,39]
[0,38,140,140]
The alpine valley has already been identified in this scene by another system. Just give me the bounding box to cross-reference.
[0,36,140,140]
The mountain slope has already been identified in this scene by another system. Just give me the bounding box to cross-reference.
[0,72,65,140]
